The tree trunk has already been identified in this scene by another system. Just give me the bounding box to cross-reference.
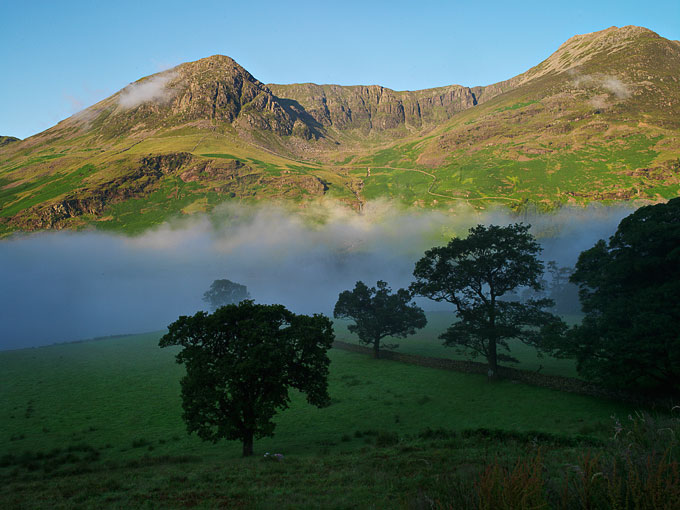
[487,337,498,381]
[487,299,498,381]
[373,338,380,359]
[242,430,254,457]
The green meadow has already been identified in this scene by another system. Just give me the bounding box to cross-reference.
[0,164,98,219]
[1,323,645,508]
[0,330,624,458]
[351,134,674,210]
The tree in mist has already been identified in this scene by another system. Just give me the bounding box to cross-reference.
[545,261,580,314]
[159,300,334,457]
[411,224,565,380]
[555,198,680,395]
[202,279,250,310]
[334,280,427,358]
[547,261,573,290]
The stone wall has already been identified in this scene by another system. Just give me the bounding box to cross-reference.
[332,341,658,406]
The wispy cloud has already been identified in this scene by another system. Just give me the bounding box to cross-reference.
[571,71,632,100]
[600,76,631,99]
[118,71,178,109]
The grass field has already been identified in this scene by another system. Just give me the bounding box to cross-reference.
[3,329,676,508]
[0,432,619,509]
[0,330,628,460]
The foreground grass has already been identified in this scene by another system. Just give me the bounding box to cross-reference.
[2,423,677,509]
[0,331,647,508]
[0,436,605,509]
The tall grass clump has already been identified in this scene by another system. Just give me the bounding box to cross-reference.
[475,451,548,509]
[430,409,680,509]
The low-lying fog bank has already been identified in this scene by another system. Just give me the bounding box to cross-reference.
[0,201,634,350]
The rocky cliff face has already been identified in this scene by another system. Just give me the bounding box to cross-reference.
[269,83,477,134]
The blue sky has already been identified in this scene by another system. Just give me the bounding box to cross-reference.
[1,0,678,140]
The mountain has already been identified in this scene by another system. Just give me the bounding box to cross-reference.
[1,25,678,234]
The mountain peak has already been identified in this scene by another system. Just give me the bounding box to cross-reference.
[558,25,659,53]
[535,25,658,77]
[60,52,315,141]
[178,54,246,74]
[195,54,238,63]
[473,25,671,104]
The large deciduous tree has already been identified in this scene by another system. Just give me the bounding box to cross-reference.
[334,280,427,358]
[411,224,563,379]
[159,300,334,456]
[562,198,680,395]
[202,279,250,310]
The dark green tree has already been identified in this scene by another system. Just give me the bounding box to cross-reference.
[411,224,564,379]
[202,279,250,310]
[159,300,334,456]
[334,280,427,358]
[560,198,680,395]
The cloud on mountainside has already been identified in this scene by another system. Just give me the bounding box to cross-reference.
[570,71,632,99]
[0,201,634,350]
[118,71,178,109]
[600,76,632,99]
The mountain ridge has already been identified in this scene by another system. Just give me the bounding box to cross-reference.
[1,25,678,234]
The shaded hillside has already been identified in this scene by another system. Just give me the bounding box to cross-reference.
[1,26,678,234]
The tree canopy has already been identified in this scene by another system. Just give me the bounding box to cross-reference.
[411,223,564,379]
[159,300,334,456]
[561,198,680,395]
[334,280,427,358]
[202,279,250,310]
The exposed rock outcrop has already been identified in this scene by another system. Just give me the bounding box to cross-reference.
[269,83,477,133]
